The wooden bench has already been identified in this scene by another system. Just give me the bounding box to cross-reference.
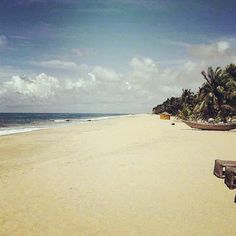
[224,167,236,190]
[214,159,236,178]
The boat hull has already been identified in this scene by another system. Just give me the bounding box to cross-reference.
[183,121,236,131]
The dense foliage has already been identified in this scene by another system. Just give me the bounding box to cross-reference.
[152,64,236,121]
[152,97,181,115]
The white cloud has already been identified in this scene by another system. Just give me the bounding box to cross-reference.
[36,60,77,70]
[168,40,190,48]
[88,73,96,82]
[0,54,225,112]
[217,41,230,52]
[65,79,85,90]
[183,61,196,71]
[0,35,7,47]
[125,81,132,90]
[72,48,96,57]
[188,40,235,59]
[130,57,159,73]
[0,73,60,99]
[91,66,122,81]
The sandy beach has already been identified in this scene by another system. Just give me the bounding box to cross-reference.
[0,114,235,236]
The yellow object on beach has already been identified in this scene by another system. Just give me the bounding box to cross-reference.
[160,112,171,120]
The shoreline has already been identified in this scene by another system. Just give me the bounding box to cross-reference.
[0,114,235,235]
[0,114,133,137]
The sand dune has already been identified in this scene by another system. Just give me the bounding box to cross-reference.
[0,114,235,236]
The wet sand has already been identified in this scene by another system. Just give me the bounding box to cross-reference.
[0,114,235,236]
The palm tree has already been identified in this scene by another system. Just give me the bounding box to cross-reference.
[154,64,236,121]
[181,89,193,104]
[223,64,236,111]
[225,64,236,79]
[194,67,225,120]
[177,89,196,120]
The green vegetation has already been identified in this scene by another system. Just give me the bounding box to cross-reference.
[152,64,236,121]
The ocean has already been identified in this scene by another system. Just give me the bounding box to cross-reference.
[0,113,128,136]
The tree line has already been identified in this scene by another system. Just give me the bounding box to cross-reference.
[152,64,236,122]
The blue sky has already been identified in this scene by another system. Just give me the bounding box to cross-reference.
[0,0,236,112]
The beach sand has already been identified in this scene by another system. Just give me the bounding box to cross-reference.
[0,114,235,236]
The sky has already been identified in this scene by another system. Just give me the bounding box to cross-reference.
[0,0,236,113]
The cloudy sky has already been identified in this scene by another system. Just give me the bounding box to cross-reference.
[0,0,236,113]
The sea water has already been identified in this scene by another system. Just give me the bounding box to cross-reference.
[0,113,127,136]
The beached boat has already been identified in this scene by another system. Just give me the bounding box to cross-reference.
[183,120,236,131]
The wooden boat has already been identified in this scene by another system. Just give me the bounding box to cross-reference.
[183,120,236,131]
